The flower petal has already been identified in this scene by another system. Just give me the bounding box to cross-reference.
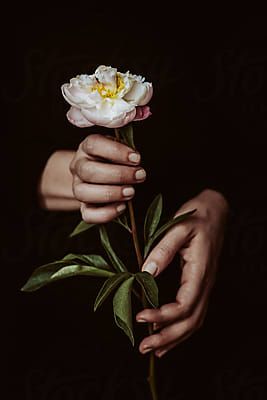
[105,109,136,128]
[133,106,152,121]
[67,106,94,128]
[124,81,153,106]
[95,65,117,91]
[61,83,98,109]
[81,99,136,128]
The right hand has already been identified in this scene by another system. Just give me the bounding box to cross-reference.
[70,133,147,223]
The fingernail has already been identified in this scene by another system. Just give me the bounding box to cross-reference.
[142,346,153,354]
[128,152,140,163]
[136,317,147,323]
[155,350,167,358]
[135,169,146,180]
[122,187,135,197]
[117,204,126,213]
[142,261,158,276]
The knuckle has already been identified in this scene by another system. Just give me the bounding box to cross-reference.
[80,160,93,181]
[104,189,114,202]
[157,310,165,324]
[183,318,194,333]
[176,223,189,238]
[179,302,192,317]
[113,141,122,154]
[157,243,172,260]
[114,168,124,183]
[84,134,100,153]
[153,334,164,348]
[98,210,114,224]
[76,159,84,178]
[80,208,92,224]
[84,136,94,153]
[69,157,76,175]
[73,184,84,201]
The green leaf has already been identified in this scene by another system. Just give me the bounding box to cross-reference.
[94,272,131,311]
[144,209,197,258]
[99,225,127,272]
[51,265,114,280]
[113,214,132,233]
[63,254,111,270]
[135,271,159,308]
[69,220,96,237]
[118,124,135,149]
[21,260,72,292]
[113,276,135,346]
[144,193,163,244]
[21,262,115,292]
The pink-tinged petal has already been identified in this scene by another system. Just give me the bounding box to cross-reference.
[139,84,153,106]
[105,108,137,128]
[66,106,94,128]
[133,106,152,121]
[81,99,136,128]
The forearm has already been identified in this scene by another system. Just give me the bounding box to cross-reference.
[38,150,80,210]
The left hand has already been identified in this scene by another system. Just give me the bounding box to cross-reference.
[136,189,229,357]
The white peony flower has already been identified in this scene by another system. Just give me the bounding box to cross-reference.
[61,65,153,128]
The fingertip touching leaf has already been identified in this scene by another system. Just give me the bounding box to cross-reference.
[69,220,96,237]
[153,209,196,241]
[113,276,135,346]
[144,208,196,258]
[135,271,159,308]
[144,193,163,244]
[94,272,131,312]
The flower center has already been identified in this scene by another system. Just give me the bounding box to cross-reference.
[91,74,125,98]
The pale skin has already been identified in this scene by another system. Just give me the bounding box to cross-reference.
[39,134,229,357]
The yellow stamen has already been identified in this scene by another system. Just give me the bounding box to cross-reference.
[89,74,125,98]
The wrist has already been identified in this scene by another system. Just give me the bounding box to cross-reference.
[38,150,78,209]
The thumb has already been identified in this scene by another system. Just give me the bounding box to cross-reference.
[142,224,189,277]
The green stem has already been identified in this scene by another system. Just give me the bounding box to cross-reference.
[128,199,143,268]
[114,127,158,400]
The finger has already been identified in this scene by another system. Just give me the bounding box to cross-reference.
[137,240,210,325]
[136,302,183,325]
[75,158,146,185]
[138,260,207,323]
[154,333,192,358]
[141,222,192,277]
[73,182,135,203]
[139,289,210,356]
[155,302,209,358]
[175,235,211,317]
[80,201,126,224]
[81,133,141,165]
[139,318,192,354]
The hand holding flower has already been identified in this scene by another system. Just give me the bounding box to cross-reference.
[69,133,146,223]
[22,65,202,400]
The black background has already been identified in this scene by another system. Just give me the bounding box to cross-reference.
[2,5,267,399]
